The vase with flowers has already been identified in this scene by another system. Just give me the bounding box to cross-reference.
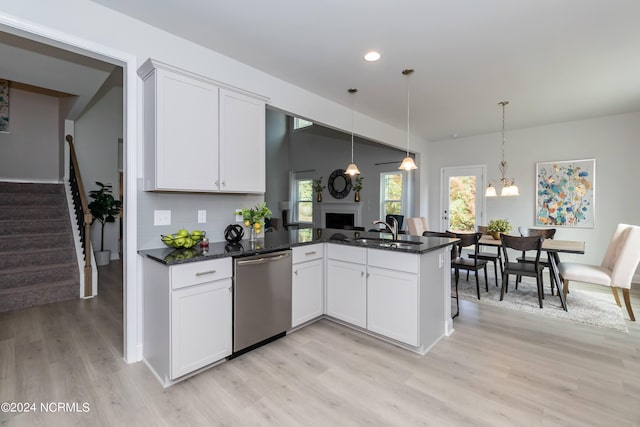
[352,176,363,202]
[313,177,325,203]
[236,202,272,241]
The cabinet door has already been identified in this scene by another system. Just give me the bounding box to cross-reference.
[367,266,418,346]
[171,278,232,379]
[326,259,366,328]
[219,88,265,192]
[155,70,220,191]
[292,258,324,328]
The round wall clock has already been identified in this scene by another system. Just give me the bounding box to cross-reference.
[327,168,352,199]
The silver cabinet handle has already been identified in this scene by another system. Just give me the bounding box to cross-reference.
[361,271,365,277]
[221,180,226,186]
[195,270,216,276]
[294,270,298,275]
[215,180,219,186]
[305,251,317,256]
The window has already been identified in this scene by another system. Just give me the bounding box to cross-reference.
[380,171,405,218]
[295,179,313,222]
[293,117,313,130]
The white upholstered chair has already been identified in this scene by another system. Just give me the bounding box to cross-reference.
[558,224,640,321]
[407,217,428,236]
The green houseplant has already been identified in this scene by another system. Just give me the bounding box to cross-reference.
[88,181,122,265]
[487,218,512,240]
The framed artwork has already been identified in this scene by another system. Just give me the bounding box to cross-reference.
[535,159,595,228]
[0,79,8,133]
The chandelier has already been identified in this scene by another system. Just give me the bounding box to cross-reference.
[485,101,519,197]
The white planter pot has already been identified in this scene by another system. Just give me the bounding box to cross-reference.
[95,250,111,266]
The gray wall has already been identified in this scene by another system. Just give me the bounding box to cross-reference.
[0,87,60,181]
[287,115,416,230]
[427,111,640,269]
[265,108,289,222]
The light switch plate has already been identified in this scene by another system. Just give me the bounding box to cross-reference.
[198,210,206,223]
[154,210,171,226]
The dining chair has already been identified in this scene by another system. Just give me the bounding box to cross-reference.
[467,225,503,286]
[448,232,489,301]
[558,224,640,321]
[423,231,460,318]
[500,234,545,308]
[407,217,428,236]
[516,227,557,294]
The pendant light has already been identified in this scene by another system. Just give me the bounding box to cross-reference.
[399,68,418,171]
[345,88,361,176]
[485,101,519,197]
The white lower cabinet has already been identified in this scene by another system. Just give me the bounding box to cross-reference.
[367,266,418,346]
[142,257,232,386]
[326,245,367,328]
[292,258,324,327]
[171,278,232,378]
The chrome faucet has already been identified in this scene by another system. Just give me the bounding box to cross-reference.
[372,217,398,241]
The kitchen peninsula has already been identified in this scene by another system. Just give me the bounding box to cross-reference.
[139,228,456,387]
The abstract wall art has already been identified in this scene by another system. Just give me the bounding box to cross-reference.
[0,79,8,133]
[535,159,595,228]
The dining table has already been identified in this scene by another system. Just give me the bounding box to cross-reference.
[478,234,586,311]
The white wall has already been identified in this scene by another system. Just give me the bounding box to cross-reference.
[0,87,60,181]
[75,83,123,257]
[428,111,640,268]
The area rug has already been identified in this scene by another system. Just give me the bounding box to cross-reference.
[456,275,628,333]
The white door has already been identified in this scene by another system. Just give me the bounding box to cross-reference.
[326,259,367,328]
[441,166,486,232]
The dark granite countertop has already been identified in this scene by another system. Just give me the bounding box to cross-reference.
[138,228,458,266]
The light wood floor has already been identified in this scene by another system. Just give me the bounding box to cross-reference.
[1,260,639,426]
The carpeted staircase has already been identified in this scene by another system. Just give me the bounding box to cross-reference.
[0,182,79,312]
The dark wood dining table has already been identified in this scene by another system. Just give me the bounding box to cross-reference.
[478,235,586,311]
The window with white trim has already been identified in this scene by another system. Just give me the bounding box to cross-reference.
[294,179,313,223]
[380,171,406,219]
[293,117,313,130]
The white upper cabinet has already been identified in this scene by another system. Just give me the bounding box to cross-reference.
[138,59,267,193]
[219,88,266,192]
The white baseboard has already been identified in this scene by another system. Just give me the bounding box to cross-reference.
[0,177,62,184]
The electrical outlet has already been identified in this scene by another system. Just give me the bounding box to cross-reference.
[154,210,171,226]
[198,210,206,223]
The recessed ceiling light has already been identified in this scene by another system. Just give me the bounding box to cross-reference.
[364,51,381,62]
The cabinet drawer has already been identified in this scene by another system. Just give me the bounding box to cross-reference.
[367,248,419,274]
[171,258,232,290]
[292,244,324,264]
[327,244,366,264]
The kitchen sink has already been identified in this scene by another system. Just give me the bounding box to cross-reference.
[354,237,422,249]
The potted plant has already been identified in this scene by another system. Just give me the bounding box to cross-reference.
[313,177,325,202]
[487,218,512,240]
[88,181,122,265]
[353,176,363,202]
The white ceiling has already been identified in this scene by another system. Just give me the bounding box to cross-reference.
[88,0,640,141]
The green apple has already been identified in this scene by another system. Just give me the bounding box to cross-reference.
[177,229,189,237]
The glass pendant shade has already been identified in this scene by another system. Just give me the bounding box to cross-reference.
[399,156,418,171]
[485,183,498,197]
[345,88,360,175]
[345,163,361,175]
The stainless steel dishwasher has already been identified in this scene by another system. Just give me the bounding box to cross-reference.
[233,250,292,354]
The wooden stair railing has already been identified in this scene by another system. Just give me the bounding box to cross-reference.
[66,135,93,297]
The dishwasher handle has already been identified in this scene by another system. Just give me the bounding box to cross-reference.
[236,251,291,266]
